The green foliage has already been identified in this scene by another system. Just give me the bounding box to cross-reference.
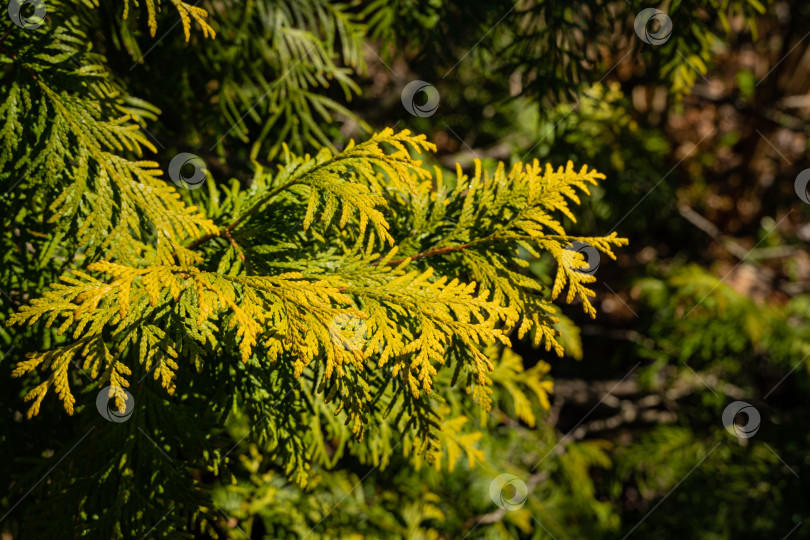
[116,0,369,159]
[8,126,624,460]
[4,0,805,538]
[362,0,770,110]
[1,2,625,531]
[122,0,216,41]
[0,1,217,264]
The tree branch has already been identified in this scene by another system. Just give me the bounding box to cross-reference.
[185,178,298,251]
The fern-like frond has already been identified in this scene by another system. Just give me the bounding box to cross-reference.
[1,6,218,263]
[122,0,216,41]
[193,128,435,251]
[8,129,624,481]
[384,157,627,321]
[125,0,368,158]
[8,255,507,434]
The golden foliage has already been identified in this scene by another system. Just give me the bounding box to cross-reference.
[122,0,216,41]
[9,130,626,450]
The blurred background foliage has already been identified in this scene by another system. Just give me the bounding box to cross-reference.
[3,0,810,538]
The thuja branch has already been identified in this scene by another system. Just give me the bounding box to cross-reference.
[386,241,483,265]
[386,234,545,265]
[184,131,433,255]
[185,178,298,251]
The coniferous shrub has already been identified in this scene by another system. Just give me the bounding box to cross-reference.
[0,1,627,536]
[6,1,803,538]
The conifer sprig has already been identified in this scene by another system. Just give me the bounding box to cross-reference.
[8,129,625,477]
[122,0,216,41]
[0,4,218,264]
[188,128,435,250]
[382,157,628,351]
